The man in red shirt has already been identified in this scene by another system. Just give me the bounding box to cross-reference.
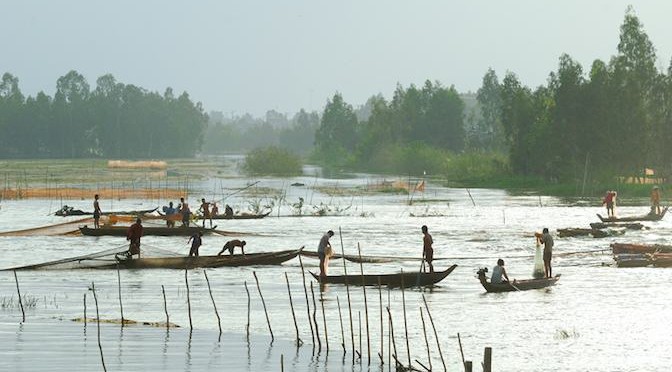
[126,218,143,258]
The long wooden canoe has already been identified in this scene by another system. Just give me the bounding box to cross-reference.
[56,207,158,217]
[597,207,668,222]
[5,248,303,270]
[309,265,457,288]
[613,253,651,268]
[301,250,395,263]
[477,269,560,293]
[209,211,272,220]
[650,253,672,267]
[79,225,219,237]
[611,242,672,255]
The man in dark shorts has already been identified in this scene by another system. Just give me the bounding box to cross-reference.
[422,225,434,273]
[199,198,212,228]
[126,218,143,258]
[187,231,203,257]
[539,228,554,278]
[317,230,334,278]
[93,194,102,229]
[179,197,191,227]
[218,239,247,256]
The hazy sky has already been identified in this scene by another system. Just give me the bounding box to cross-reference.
[3,1,672,117]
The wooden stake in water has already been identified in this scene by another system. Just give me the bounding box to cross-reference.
[309,281,321,350]
[338,227,356,364]
[91,282,107,372]
[358,244,371,365]
[458,332,466,369]
[483,347,492,372]
[319,280,329,352]
[281,354,284,372]
[203,271,222,334]
[116,263,124,325]
[422,294,446,371]
[284,272,303,346]
[297,253,315,345]
[337,295,346,354]
[378,277,384,365]
[161,285,169,329]
[253,271,274,342]
[400,270,411,367]
[14,271,25,323]
[420,307,432,371]
[184,269,193,331]
[83,293,87,328]
[386,306,398,366]
[244,281,251,339]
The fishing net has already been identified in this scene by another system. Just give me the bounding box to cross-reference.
[3,244,185,270]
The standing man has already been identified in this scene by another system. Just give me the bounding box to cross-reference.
[93,194,102,229]
[199,198,212,228]
[317,230,334,278]
[179,197,191,227]
[537,228,554,278]
[602,190,617,218]
[187,231,203,257]
[126,218,143,258]
[422,225,434,273]
[651,186,662,215]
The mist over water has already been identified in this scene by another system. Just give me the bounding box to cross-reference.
[1,172,671,371]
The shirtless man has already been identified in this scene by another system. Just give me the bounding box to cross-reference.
[200,198,212,228]
[422,225,434,273]
[218,239,247,256]
[187,231,203,257]
[93,194,102,229]
[179,197,191,227]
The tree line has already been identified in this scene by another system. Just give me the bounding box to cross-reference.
[313,8,672,183]
[0,71,207,158]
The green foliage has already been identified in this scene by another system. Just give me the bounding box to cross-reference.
[0,71,207,158]
[243,146,303,176]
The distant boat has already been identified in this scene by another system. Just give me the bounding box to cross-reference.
[310,265,457,288]
[56,206,157,217]
[597,207,668,222]
[476,268,560,293]
[79,225,219,237]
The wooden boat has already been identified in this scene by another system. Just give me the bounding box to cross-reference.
[309,265,457,288]
[557,228,613,238]
[476,268,560,293]
[5,248,303,270]
[597,207,668,222]
[610,242,672,255]
[613,253,651,268]
[56,206,158,217]
[301,250,395,263]
[79,225,219,237]
[589,222,645,230]
[650,253,672,267]
[210,211,272,220]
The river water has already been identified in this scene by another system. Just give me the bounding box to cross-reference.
[1,170,671,371]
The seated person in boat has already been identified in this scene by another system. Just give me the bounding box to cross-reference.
[163,201,177,227]
[218,239,246,256]
[187,231,203,257]
[211,202,219,217]
[224,204,234,218]
[491,259,510,284]
[126,218,143,258]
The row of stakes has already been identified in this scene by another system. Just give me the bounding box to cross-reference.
[10,232,494,372]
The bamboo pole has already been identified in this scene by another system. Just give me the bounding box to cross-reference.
[116,263,124,325]
[386,306,398,368]
[284,272,303,346]
[420,307,432,371]
[337,295,346,354]
[422,294,446,371]
[161,285,169,329]
[91,282,107,372]
[297,253,315,345]
[203,271,222,334]
[358,244,371,365]
[281,354,284,372]
[244,281,250,339]
[338,227,355,364]
[309,281,321,351]
[319,280,329,352]
[185,269,192,331]
[13,271,25,323]
[464,361,473,372]
[458,332,466,370]
[83,293,87,328]
[378,277,384,365]
[400,270,411,367]
[483,347,492,372]
[253,271,274,342]
[358,311,362,362]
